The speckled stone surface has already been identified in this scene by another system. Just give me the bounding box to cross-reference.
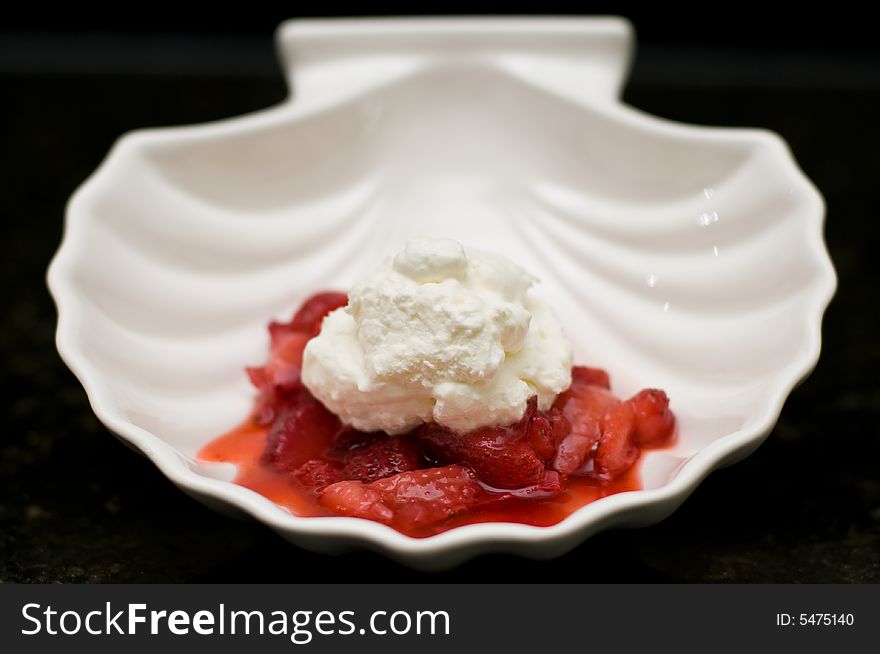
[1,57,878,583]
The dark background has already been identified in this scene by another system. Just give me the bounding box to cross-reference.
[2,7,878,582]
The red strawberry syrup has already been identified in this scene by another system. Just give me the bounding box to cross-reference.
[199,420,642,538]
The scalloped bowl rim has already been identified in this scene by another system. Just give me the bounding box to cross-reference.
[47,17,837,566]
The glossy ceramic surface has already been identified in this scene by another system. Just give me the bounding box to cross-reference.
[47,18,835,569]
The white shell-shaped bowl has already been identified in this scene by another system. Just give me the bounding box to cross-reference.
[47,17,836,570]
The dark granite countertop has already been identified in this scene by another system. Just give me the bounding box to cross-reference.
[1,35,878,583]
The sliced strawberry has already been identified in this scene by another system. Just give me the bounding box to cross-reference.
[289,292,348,336]
[467,439,545,489]
[547,408,572,442]
[418,397,545,489]
[262,389,341,473]
[267,321,299,352]
[570,365,611,390]
[269,330,311,378]
[330,427,379,453]
[252,393,277,426]
[339,435,424,483]
[374,465,490,527]
[550,383,619,474]
[594,401,639,480]
[318,479,395,523]
[527,414,556,462]
[247,367,279,425]
[554,382,619,427]
[628,389,676,446]
[246,366,269,392]
[248,330,311,397]
[551,431,599,475]
[293,459,345,491]
[319,465,488,529]
[265,292,348,349]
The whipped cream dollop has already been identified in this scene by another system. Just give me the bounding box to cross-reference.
[301,238,573,434]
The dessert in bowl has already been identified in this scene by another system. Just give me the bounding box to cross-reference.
[47,18,835,568]
[199,238,678,537]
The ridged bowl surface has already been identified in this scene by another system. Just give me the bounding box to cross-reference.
[48,18,836,569]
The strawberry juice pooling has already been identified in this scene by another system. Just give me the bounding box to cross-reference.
[199,238,676,537]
